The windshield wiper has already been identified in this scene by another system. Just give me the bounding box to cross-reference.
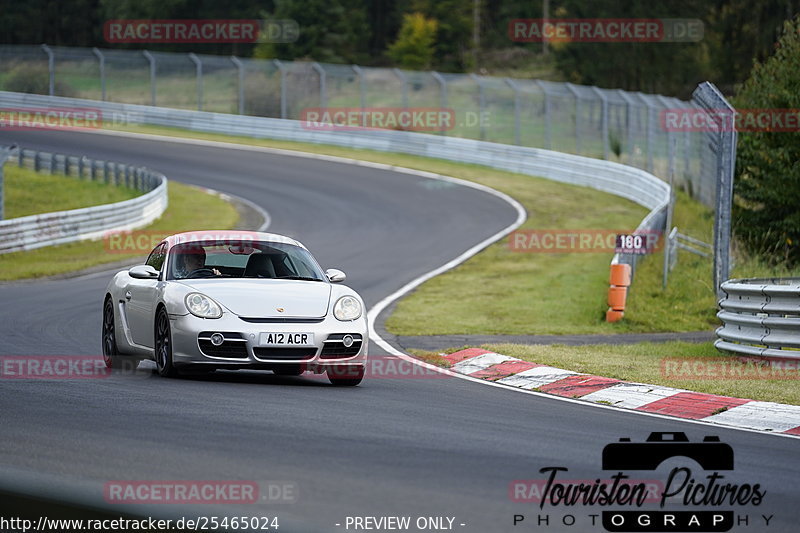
[275,276,324,281]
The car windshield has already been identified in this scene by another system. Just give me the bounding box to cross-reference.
[167,240,327,281]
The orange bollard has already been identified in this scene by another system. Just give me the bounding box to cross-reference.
[609,263,631,287]
[607,286,627,309]
[606,263,631,322]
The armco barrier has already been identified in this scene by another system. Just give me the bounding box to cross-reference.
[716,278,800,361]
[0,147,167,254]
[0,91,670,275]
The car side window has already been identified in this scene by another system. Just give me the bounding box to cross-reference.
[146,243,167,271]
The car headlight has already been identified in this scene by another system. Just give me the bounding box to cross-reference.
[185,293,222,319]
[333,295,362,321]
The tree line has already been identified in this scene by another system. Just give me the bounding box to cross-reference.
[1,0,797,97]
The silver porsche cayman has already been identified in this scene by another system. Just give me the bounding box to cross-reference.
[102,231,368,386]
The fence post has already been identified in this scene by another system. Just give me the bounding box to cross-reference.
[505,78,521,146]
[188,53,203,112]
[431,71,447,137]
[469,74,486,141]
[663,136,676,289]
[634,93,655,172]
[273,59,287,119]
[230,56,245,115]
[393,68,409,109]
[657,95,676,176]
[352,65,366,127]
[592,87,610,160]
[616,90,636,166]
[535,80,552,150]
[692,82,737,299]
[92,47,106,101]
[311,62,327,110]
[565,83,581,155]
[41,44,55,96]
[142,50,156,106]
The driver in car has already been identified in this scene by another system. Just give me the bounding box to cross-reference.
[175,247,221,278]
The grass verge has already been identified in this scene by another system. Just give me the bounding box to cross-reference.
[410,342,800,405]
[0,179,238,281]
[3,164,139,218]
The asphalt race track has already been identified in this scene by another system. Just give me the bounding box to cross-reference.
[0,129,797,532]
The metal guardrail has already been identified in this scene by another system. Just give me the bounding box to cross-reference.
[0,90,670,277]
[0,146,167,254]
[716,278,800,361]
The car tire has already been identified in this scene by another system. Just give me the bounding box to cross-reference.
[327,365,364,386]
[154,307,178,378]
[273,364,304,376]
[102,297,139,371]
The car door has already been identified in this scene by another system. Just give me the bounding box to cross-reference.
[126,243,166,348]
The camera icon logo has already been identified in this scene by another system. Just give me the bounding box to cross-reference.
[602,432,734,471]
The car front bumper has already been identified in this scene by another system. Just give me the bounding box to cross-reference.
[169,311,368,371]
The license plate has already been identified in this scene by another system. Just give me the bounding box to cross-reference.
[259,332,315,346]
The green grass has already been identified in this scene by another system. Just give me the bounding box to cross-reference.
[0,180,238,281]
[411,342,800,405]
[3,164,139,218]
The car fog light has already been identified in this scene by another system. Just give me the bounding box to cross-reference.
[342,335,354,348]
[210,333,225,346]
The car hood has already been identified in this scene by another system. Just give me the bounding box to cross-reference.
[177,279,331,318]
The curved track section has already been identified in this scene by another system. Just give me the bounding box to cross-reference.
[0,130,797,532]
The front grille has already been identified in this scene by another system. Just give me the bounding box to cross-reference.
[198,332,248,359]
[240,317,325,324]
[320,333,363,359]
[253,347,317,360]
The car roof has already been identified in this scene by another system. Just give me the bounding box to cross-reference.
[164,231,306,250]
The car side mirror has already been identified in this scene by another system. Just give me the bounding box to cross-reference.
[325,268,346,283]
[129,265,159,280]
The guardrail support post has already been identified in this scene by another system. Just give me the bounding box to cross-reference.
[142,50,157,106]
[231,56,245,115]
[92,47,106,101]
[188,53,203,112]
